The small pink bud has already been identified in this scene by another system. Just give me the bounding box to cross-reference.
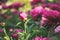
[20,12,27,21]
[12,33,18,39]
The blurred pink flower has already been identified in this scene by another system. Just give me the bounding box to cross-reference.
[50,4,60,12]
[2,4,8,9]
[42,9,60,25]
[43,38,51,40]
[16,29,23,33]
[9,2,24,9]
[20,12,28,21]
[42,3,60,11]
[30,6,44,20]
[42,3,53,8]
[56,2,60,5]
[12,33,18,39]
[32,36,51,40]
[31,0,45,5]
[0,29,3,33]
[55,25,60,33]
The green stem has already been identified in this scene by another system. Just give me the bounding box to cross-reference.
[24,19,30,33]
[3,27,10,40]
[25,33,31,40]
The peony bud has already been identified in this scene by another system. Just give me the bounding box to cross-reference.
[0,22,5,26]
[20,12,27,21]
[12,33,18,39]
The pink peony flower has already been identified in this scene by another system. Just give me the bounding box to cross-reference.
[42,3,53,8]
[42,3,60,11]
[9,2,24,9]
[30,6,44,20]
[32,36,51,40]
[50,4,60,12]
[42,9,60,25]
[2,4,8,9]
[43,38,51,40]
[20,12,28,21]
[12,33,18,39]
[55,25,60,33]
[16,29,23,33]
[30,0,45,5]
[56,2,60,5]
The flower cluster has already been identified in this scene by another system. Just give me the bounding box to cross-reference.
[0,0,60,40]
[30,6,60,26]
[10,28,23,39]
[0,2,24,9]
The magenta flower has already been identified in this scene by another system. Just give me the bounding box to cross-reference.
[42,3,53,8]
[31,0,45,5]
[42,3,60,11]
[0,29,3,33]
[30,6,44,20]
[55,25,60,33]
[16,29,23,33]
[32,36,51,40]
[43,38,51,40]
[56,2,60,5]
[12,33,18,39]
[50,4,60,12]
[42,9,60,25]
[2,4,8,9]
[20,12,28,21]
[9,2,23,9]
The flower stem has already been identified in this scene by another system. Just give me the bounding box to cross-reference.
[3,27,10,40]
[24,19,30,33]
[25,33,31,40]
